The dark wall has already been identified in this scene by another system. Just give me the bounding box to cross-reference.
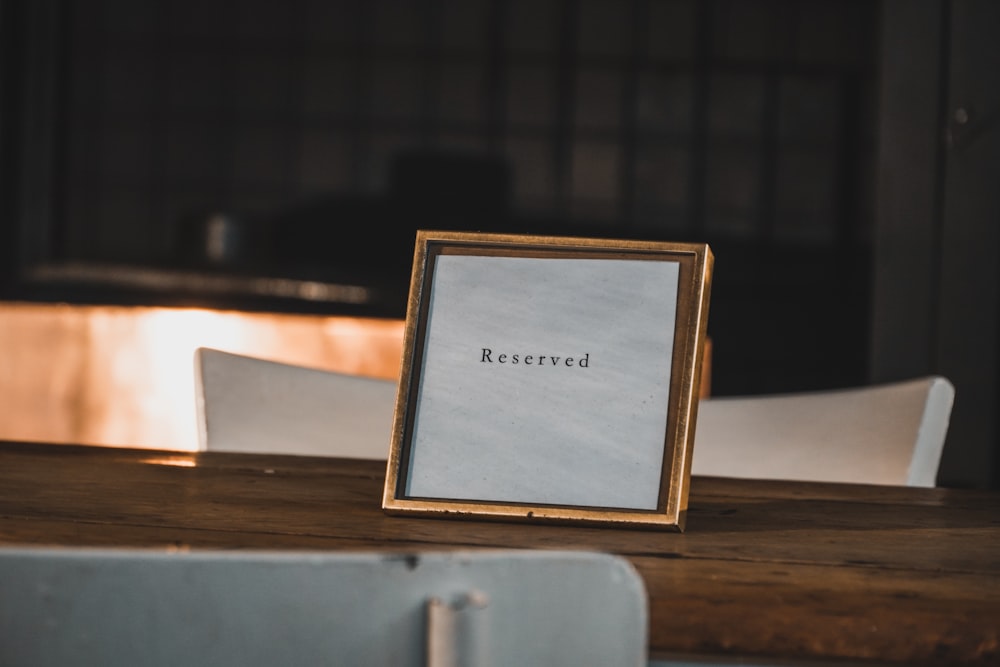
[1,0,879,400]
[872,0,1000,489]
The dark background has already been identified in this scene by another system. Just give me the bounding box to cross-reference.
[2,0,998,489]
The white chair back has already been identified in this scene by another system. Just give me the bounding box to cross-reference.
[195,348,954,486]
[692,376,955,487]
[195,347,397,459]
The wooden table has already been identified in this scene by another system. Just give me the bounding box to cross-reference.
[1,441,997,666]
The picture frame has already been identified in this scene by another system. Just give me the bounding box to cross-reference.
[382,231,713,531]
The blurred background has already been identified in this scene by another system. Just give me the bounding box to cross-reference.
[1,0,997,488]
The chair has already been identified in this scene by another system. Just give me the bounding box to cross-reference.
[195,348,954,486]
[0,547,648,667]
[691,376,955,487]
[195,347,397,458]
[195,339,712,460]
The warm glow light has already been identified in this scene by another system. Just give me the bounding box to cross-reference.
[1,302,707,454]
[0,302,405,453]
[95,309,264,451]
[139,455,198,468]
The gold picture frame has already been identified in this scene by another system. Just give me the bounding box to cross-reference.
[382,231,713,531]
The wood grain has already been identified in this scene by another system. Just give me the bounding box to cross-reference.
[1,441,997,665]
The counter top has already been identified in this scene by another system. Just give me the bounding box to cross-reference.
[1,441,997,665]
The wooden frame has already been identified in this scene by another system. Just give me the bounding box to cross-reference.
[382,231,713,531]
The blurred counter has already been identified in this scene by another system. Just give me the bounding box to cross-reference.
[0,301,404,451]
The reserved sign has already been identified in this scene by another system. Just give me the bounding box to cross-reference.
[478,348,590,367]
[383,231,713,531]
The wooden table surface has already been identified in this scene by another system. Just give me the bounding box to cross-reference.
[1,441,997,666]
